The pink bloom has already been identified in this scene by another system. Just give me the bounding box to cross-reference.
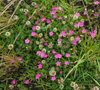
[66,53,70,57]
[44,43,48,46]
[52,7,56,10]
[58,54,62,58]
[24,11,28,15]
[55,7,59,10]
[93,30,97,34]
[64,61,69,65]
[84,11,87,15]
[25,38,30,44]
[31,32,36,36]
[29,16,32,20]
[58,16,62,20]
[61,9,64,11]
[94,1,99,5]
[55,54,59,59]
[52,50,56,54]
[53,14,57,18]
[60,71,62,74]
[56,61,61,66]
[38,64,42,68]
[79,22,84,27]
[49,32,54,36]
[25,80,29,84]
[94,13,98,16]
[75,36,80,41]
[34,5,38,8]
[11,59,14,63]
[32,26,36,30]
[41,17,46,22]
[47,19,51,23]
[61,31,66,36]
[18,58,22,61]
[36,51,41,55]
[76,13,80,17]
[36,74,41,79]
[51,10,56,14]
[88,31,92,35]
[58,38,62,42]
[74,23,79,27]
[35,21,38,25]
[69,30,73,35]
[40,52,45,57]
[44,54,48,58]
[91,33,96,38]
[38,61,40,64]
[82,29,86,33]
[72,41,77,45]
[51,76,56,81]
[12,80,16,84]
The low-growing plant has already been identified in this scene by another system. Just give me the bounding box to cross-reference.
[0,0,100,90]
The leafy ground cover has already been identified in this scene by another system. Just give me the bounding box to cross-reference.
[0,0,100,90]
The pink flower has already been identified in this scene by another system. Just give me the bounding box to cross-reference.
[52,50,56,54]
[52,7,56,10]
[49,32,54,36]
[58,38,62,42]
[32,26,36,30]
[12,80,16,84]
[84,11,87,15]
[79,22,84,27]
[36,74,41,79]
[74,23,79,27]
[18,58,22,61]
[56,61,61,66]
[64,61,69,65]
[11,59,14,63]
[29,16,32,20]
[25,80,29,84]
[41,17,46,22]
[72,41,77,45]
[44,54,48,58]
[91,33,96,38]
[93,30,97,34]
[82,29,86,33]
[51,76,56,81]
[94,13,98,16]
[53,14,57,18]
[60,71,62,74]
[75,36,80,41]
[35,21,38,25]
[55,7,59,10]
[61,31,66,36]
[34,5,38,8]
[76,13,80,17]
[66,53,70,57]
[36,51,41,55]
[58,16,62,20]
[88,31,92,35]
[94,1,99,5]
[40,52,45,57]
[61,9,64,11]
[69,30,73,35]
[58,54,62,58]
[38,61,40,64]
[25,38,30,44]
[38,64,42,68]
[44,43,48,46]
[24,11,28,15]
[31,32,36,36]
[51,10,56,14]
[47,19,51,23]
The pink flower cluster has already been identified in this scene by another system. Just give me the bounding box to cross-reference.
[74,22,84,27]
[56,61,69,66]
[36,51,48,58]
[54,54,62,59]
[88,30,97,38]
[61,31,66,36]
[36,74,41,79]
